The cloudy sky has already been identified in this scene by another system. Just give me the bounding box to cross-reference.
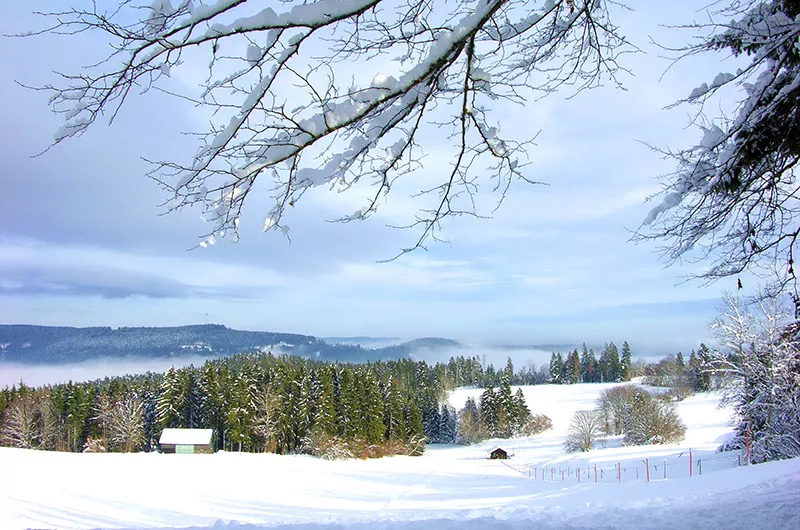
[0,1,753,355]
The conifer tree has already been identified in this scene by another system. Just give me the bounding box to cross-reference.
[580,345,598,383]
[504,357,515,382]
[198,362,226,450]
[358,368,386,444]
[479,386,498,437]
[549,353,564,384]
[314,366,338,437]
[599,343,620,382]
[496,375,514,437]
[421,392,441,443]
[511,388,531,436]
[621,341,633,382]
[382,377,405,441]
[438,405,458,444]
[564,350,581,384]
[403,399,424,444]
[156,366,184,429]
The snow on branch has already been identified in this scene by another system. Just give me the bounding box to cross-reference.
[30,0,628,251]
[637,1,800,289]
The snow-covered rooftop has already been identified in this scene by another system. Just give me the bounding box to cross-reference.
[159,428,213,445]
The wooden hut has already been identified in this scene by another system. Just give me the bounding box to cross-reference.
[489,447,509,460]
[158,428,214,454]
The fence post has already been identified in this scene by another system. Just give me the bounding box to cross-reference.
[698,458,702,476]
[594,463,597,483]
[645,458,650,482]
[664,459,667,480]
[578,468,581,483]
[746,429,751,465]
[689,449,693,478]
[617,463,621,484]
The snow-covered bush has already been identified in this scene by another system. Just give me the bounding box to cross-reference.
[82,437,107,453]
[623,398,686,446]
[301,430,425,460]
[596,385,650,436]
[595,384,685,445]
[521,414,553,436]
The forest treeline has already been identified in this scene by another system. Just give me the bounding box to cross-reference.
[0,342,711,457]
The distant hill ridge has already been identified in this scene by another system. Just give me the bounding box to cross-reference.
[0,324,462,365]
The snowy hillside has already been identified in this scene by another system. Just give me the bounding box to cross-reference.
[1,383,798,530]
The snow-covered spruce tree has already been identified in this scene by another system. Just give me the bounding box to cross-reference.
[156,366,185,429]
[438,404,458,444]
[709,293,800,462]
[620,341,632,381]
[31,0,627,251]
[640,1,800,291]
[549,353,564,384]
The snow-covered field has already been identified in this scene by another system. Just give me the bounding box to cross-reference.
[2,383,798,530]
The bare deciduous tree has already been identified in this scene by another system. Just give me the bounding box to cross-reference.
[29,0,628,253]
[253,385,282,453]
[564,409,603,452]
[108,396,145,453]
[0,391,57,450]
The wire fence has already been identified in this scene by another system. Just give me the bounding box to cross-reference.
[499,449,747,485]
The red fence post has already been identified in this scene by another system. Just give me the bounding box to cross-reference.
[689,449,693,478]
[645,458,650,483]
[746,429,751,465]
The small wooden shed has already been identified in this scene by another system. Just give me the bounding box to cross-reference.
[489,447,509,460]
[159,428,214,454]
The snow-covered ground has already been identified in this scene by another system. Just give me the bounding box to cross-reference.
[1,383,798,530]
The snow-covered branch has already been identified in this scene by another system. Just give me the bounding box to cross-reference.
[30,0,628,251]
[638,1,800,290]
[707,292,800,462]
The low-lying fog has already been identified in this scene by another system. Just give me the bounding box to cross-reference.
[0,345,665,388]
[0,354,218,388]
